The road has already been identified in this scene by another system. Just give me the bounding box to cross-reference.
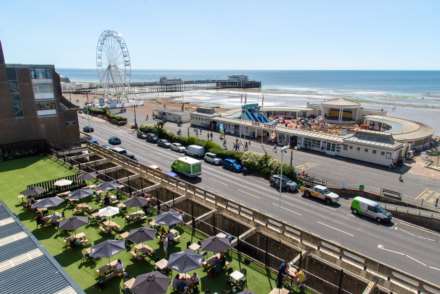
[117,110,440,200]
[80,116,440,285]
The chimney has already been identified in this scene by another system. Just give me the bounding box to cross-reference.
[0,40,4,64]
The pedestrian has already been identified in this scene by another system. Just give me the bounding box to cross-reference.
[244,142,248,151]
[273,145,277,153]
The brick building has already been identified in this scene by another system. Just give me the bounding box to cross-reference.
[0,41,79,151]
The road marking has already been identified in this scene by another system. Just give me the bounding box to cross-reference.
[377,244,439,269]
[271,202,302,216]
[394,226,436,242]
[317,221,354,237]
[237,189,261,199]
[415,188,428,200]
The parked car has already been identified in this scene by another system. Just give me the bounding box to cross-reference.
[137,131,147,139]
[204,152,222,165]
[87,137,99,145]
[300,184,339,205]
[108,136,121,145]
[185,145,205,158]
[170,142,186,153]
[351,196,392,224]
[110,146,137,161]
[157,139,171,148]
[270,174,298,192]
[102,144,112,150]
[146,133,159,143]
[82,125,94,133]
[222,158,245,173]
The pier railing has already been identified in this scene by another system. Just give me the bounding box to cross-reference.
[88,143,440,294]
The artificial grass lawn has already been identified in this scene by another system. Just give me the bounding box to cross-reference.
[0,156,277,294]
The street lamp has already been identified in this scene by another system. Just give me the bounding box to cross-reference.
[279,145,289,207]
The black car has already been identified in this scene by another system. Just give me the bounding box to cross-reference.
[124,153,137,161]
[157,139,171,148]
[146,133,159,143]
[108,136,121,145]
[82,125,94,133]
[137,131,147,139]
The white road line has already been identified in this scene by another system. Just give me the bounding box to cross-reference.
[429,266,440,272]
[394,226,436,242]
[317,221,354,237]
[271,202,302,216]
[406,255,427,267]
[377,244,440,270]
[237,189,261,199]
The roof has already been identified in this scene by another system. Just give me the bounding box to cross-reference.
[0,203,84,294]
[178,157,201,164]
[364,115,434,142]
[321,98,360,108]
[353,196,378,206]
[260,106,315,112]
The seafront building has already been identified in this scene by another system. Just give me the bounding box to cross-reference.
[190,99,434,167]
[0,41,79,154]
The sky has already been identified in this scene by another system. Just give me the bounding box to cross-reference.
[1,0,440,70]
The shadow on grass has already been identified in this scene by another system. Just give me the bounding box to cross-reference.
[32,226,57,239]
[201,271,230,293]
[84,276,123,294]
[16,210,35,222]
[54,247,83,267]
[0,156,43,173]
[125,259,155,278]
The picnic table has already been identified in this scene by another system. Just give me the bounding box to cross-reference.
[123,277,135,293]
[130,243,153,260]
[189,243,201,251]
[100,220,121,233]
[74,203,92,214]
[65,232,88,247]
[155,258,168,272]
[269,288,289,294]
[125,210,146,223]
[119,231,129,239]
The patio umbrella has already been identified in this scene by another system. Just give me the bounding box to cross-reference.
[90,239,125,259]
[97,181,122,191]
[168,250,203,273]
[132,271,169,294]
[31,196,64,209]
[156,210,183,226]
[68,188,94,201]
[54,179,73,187]
[97,206,119,218]
[59,216,88,230]
[22,186,45,197]
[78,172,97,181]
[124,196,149,208]
[126,227,156,243]
[200,236,231,253]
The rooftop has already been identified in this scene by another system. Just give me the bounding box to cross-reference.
[0,203,83,294]
[321,98,361,108]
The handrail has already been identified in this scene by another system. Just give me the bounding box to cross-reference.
[86,143,440,294]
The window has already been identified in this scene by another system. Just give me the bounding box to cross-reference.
[6,68,23,117]
[357,147,360,151]
[381,151,385,156]
[343,144,348,151]
[349,146,353,150]
[372,150,377,154]
[367,205,378,213]
[31,68,52,79]
[36,100,57,116]
[364,148,369,152]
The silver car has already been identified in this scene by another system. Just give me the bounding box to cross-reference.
[170,142,186,153]
[204,152,222,165]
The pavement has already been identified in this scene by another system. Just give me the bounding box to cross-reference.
[80,115,440,285]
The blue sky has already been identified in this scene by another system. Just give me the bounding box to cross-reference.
[1,0,439,69]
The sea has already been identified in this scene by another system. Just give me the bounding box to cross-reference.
[58,69,440,134]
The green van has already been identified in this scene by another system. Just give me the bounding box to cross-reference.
[171,156,202,178]
[351,196,392,224]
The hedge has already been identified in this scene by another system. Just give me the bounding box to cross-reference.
[139,123,296,180]
[85,107,127,125]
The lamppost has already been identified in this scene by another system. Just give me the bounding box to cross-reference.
[279,145,289,207]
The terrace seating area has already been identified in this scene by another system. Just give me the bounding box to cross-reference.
[1,156,308,294]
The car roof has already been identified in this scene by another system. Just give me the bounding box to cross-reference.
[314,185,327,190]
[172,142,181,145]
[111,147,125,152]
[225,158,237,162]
[205,152,216,156]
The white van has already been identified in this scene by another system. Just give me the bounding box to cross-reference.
[351,196,392,224]
[110,147,127,155]
[185,145,205,158]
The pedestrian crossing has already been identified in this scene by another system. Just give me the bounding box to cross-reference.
[416,189,440,206]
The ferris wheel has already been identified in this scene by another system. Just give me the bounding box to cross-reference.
[96,30,131,101]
